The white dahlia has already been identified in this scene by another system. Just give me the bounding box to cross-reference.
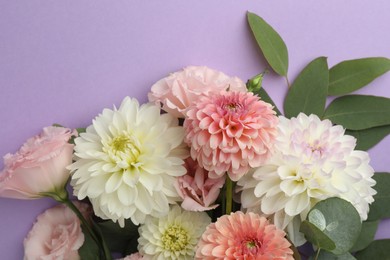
[138,205,210,260]
[238,113,376,245]
[69,97,188,227]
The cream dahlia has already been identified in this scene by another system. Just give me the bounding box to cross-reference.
[196,211,293,259]
[148,66,247,118]
[69,97,189,227]
[239,113,376,245]
[184,91,278,181]
[138,205,210,260]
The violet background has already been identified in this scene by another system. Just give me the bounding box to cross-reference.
[0,0,389,258]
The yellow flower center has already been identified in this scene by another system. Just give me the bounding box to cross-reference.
[104,133,141,168]
[161,225,189,252]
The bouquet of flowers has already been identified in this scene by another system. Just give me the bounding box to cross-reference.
[1,12,389,260]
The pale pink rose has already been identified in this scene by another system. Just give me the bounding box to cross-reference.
[24,201,90,260]
[184,91,278,181]
[196,211,293,259]
[0,126,76,199]
[174,158,225,211]
[148,66,247,118]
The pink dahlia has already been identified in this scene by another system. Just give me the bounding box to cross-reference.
[184,91,278,181]
[148,66,247,118]
[196,211,293,259]
[174,157,225,211]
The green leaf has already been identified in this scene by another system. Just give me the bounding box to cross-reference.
[345,125,390,151]
[257,87,282,115]
[78,226,101,260]
[96,219,139,255]
[284,57,329,118]
[247,12,289,76]
[350,220,379,252]
[323,95,390,130]
[355,240,390,260]
[311,251,356,260]
[328,57,390,96]
[367,172,390,221]
[304,198,362,255]
[300,220,336,251]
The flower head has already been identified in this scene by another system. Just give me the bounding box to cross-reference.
[69,97,189,226]
[148,66,247,118]
[0,126,76,199]
[184,91,278,181]
[174,157,225,211]
[239,113,376,245]
[138,205,210,259]
[24,201,90,260]
[196,211,293,259]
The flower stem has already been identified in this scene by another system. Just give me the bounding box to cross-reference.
[314,248,321,260]
[225,177,233,215]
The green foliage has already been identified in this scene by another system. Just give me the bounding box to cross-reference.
[309,251,356,260]
[346,125,390,151]
[300,198,361,255]
[328,57,390,96]
[284,57,328,118]
[247,12,289,77]
[350,220,379,252]
[367,172,390,221]
[323,95,390,130]
[355,240,390,260]
[78,226,101,260]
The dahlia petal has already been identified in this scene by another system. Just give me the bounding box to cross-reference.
[105,172,123,193]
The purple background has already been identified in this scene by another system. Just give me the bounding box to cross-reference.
[0,1,389,258]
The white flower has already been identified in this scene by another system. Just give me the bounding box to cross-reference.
[69,97,189,227]
[238,113,376,245]
[138,205,210,260]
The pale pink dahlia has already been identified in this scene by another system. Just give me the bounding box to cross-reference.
[148,66,247,118]
[184,91,278,181]
[196,211,293,259]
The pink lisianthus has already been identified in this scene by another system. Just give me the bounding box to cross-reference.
[196,211,293,259]
[148,66,247,118]
[119,253,143,260]
[174,157,225,211]
[24,201,90,260]
[184,91,278,181]
[0,126,76,199]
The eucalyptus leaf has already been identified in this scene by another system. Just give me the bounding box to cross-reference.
[345,125,390,151]
[78,226,101,260]
[257,87,282,115]
[328,57,390,96]
[310,251,356,260]
[350,220,379,252]
[284,57,328,118]
[323,95,390,130]
[300,220,336,251]
[367,172,390,221]
[355,239,390,260]
[304,198,361,255]
[247,12,289,76]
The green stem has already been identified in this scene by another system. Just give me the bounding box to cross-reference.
[314,248,321,260]
[285,76,291,88]
[225,177,233,215]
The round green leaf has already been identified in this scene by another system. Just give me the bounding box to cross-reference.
[346,125,390,151]
[300,220,336,251]
[305,198,362,255]
[284,57,329,118]
[350,220,379,252]
[313,251,356,260]
[328,57,390,96]
[323,95,390,130]
[247,12,289,77]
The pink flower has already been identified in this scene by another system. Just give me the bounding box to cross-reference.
[196,211,293,260]
[184,91,278,181]
[174,158,225,211]
[148,66,247,118]
[0,126,76,199]
[24,202,90,260]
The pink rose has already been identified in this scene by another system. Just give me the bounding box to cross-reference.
[24,201,90,260]
[148,66,247,118]
[0,126,76,199]
[174,158,225,211]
